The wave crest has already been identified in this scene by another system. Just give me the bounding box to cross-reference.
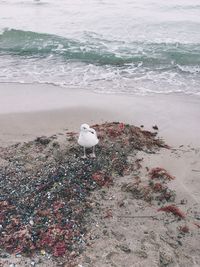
[0,29,200,68]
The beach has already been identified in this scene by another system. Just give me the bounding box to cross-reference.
[1,83,200,147]
[0,83,200,267]
[1,0,200,266]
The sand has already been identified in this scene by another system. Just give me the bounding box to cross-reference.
[1,83,200,147]
[0,83,200,267]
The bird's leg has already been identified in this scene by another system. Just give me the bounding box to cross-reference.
[82,147,87,159]
[91,146,96,158]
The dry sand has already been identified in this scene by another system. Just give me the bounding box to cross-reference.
[1,83,200,147]
[0,83,200,267]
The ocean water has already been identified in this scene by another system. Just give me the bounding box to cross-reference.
[0,0,200,95]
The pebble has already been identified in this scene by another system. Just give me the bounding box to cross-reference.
[0,253,10,258]
[40,250,46,256]
[29,219,34,226]
[135,249,148,258]
[117,244,131,253]
[70,251,76,257]
[159,248,174,266]
[84,256,91,263]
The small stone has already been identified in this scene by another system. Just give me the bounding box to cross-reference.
[194,213,200,220]
[152,125,158,130]
[35,136,51,145]
[52,142,60,148]
[40,249,46,255]
[159,248,173,266]
[118,200,125,207]
[106,251,117,260]
[177,240,182,246]
[70,251,76,257]
[135,249,148,258]
[180,199,187,205]
[29,219,34,226]
[84,256,91,263]
[103,229,108,235]
[111,230,125,241]
[118,244,131,253]
[0,253,10,258]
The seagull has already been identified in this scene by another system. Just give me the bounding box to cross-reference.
[78,123,99,158]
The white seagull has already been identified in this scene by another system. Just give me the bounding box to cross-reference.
[78,123,99,158]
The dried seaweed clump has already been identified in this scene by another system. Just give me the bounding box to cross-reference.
[92,122,168,152]
[158,205,185,219]
[149,167,175,181]
[121,166,176,204]
[121,179,175,204]
[148,167,176,203]
[0,122,168,258]
[178,225,189,233]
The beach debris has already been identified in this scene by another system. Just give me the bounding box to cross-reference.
[0,122,168,260]
[158,205,185,219]
[104,209,113,219]
[121,166,176,204]
[117,244,131,253]
[92,172,113,187]
[152,125,158,130]
[193,222,200,229]
[149,167,175,181]
[180,199,187,205]
[92,122,168,151]
[35,136,51,145]
[159,247,174,266]
[178,225,189,233]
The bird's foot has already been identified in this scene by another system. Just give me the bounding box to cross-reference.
[81,155,87,159]
[90,153,96,158]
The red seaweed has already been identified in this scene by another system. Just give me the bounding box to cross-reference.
[158,205,185,219]
[53,241,67,257]
[179,225,189,233]
[193,222,200,229]
[149,167,175,181]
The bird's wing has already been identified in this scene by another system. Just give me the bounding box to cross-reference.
[89,128,97,136]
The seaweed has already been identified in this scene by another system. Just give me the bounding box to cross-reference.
[193,222,200,229]
[0,122,168,258]
[158,205,185,219]
[178,225,189,233]
[149,167,175,181]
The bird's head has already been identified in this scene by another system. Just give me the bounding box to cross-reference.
[80,123,90,132]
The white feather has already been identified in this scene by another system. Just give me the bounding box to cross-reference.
[78,124,99,148]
